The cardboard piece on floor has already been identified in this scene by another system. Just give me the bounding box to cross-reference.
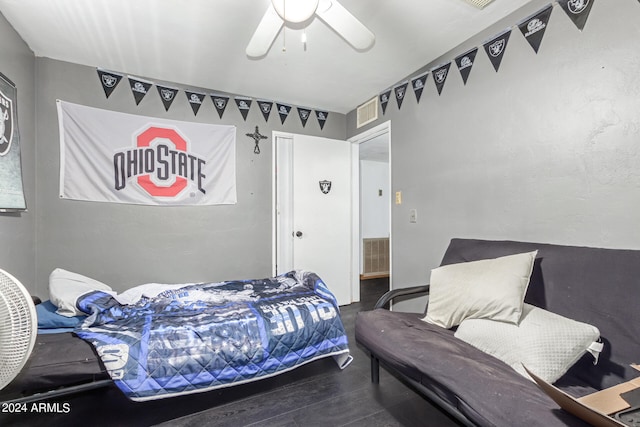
[524,365,640,427]
[577,377,640,415]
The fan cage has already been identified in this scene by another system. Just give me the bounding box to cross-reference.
[0,269,37,391]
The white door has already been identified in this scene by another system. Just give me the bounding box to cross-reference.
[274,133,354,305]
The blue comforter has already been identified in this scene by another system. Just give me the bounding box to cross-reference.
[75,271,350,401]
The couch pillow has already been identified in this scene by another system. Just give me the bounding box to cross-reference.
[49,268,113,317]
[454,303,601,383]
[422,251,537,328]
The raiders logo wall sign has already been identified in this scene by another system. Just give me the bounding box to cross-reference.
[0,87,14,157]
[0,72,27,210]
[319,180,332,194]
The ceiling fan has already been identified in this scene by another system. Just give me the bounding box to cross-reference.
[246,0,375,57]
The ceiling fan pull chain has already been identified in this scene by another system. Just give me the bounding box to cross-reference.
[302,28,307,51]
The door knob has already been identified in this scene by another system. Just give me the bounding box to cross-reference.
[295,231,303,238]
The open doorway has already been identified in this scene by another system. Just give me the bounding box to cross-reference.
[349,121,391,301]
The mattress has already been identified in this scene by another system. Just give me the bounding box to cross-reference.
[0,332,108,399]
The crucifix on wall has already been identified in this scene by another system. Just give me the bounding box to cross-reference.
[246,126,268,154]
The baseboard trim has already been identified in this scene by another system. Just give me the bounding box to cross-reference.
[360,273,390,280]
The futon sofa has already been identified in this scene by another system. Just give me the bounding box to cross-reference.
[355,238,640,426]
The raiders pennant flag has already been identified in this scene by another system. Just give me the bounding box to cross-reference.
[297,107,312,128]
[411,73,428,103]
[97,69,123,98]
[185,91,206,116]
[257,100,273,122]
[394,81,409,110]
[432,62,451,96]
[518,5,553,53]
[128,76,153,105]
[211,93,229,119]
[455,48,478,85]
[380,89,392,114]
[156,85,178,111]
[483,29,511,72]
[234,96,252,121]
[558,0,595,31]
[276,103,291,124]
[315,110,329,130]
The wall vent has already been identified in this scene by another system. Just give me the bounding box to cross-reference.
[357,97,379,128]
[460,0,495,9]
[362,238,389,277]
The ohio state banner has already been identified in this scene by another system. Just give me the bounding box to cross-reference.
[57,101,236,206]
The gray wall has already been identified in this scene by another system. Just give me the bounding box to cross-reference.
[34,58,346,295]
[347,0,640,304]
[0,14,36,289]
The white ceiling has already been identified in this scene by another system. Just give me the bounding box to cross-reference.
[0,0,538,114]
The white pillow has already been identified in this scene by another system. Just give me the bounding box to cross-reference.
[422,251,537,329]
[49,268,113,317]
[454,303,601,383]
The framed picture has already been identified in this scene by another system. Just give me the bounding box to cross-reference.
[0,72,26,211]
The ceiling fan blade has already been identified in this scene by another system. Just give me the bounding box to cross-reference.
[246,4,284,57]
[316,0,374,50]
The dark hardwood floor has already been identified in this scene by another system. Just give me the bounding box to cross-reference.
[155,278,460,427]
[1,278,461,427]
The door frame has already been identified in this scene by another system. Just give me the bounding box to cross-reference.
[271,131,358,304]
[271,121,391,304]
[348,121,392,296]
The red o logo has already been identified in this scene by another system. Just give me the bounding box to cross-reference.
[136,126,187,197]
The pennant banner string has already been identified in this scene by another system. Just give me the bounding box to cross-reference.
[234,96,252,121]
[127,76,153,106]
[379,89,391,115]
[211,93,230,119]
[97,69,123,98]
[257,100,273,122]
[157,85,178,111]
[411,73,428,103]
[483,28,512,73]
[455,47,478,85]
[518,4,553,53]
[394,81,409,110]
[378,1,598,111]
[297,107,312,127]
[186,91,206,116]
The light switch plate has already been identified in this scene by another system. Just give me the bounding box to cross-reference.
[409,209,417,223]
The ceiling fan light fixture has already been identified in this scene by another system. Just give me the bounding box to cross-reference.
[272,0,319,23]
[247,0,374,57]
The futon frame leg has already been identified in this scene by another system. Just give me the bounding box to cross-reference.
[371,355,380,384]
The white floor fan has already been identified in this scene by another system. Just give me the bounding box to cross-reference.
[0,269,37,391]
[246,0,375,57]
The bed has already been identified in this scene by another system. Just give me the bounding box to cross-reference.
[0,270,352,403]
